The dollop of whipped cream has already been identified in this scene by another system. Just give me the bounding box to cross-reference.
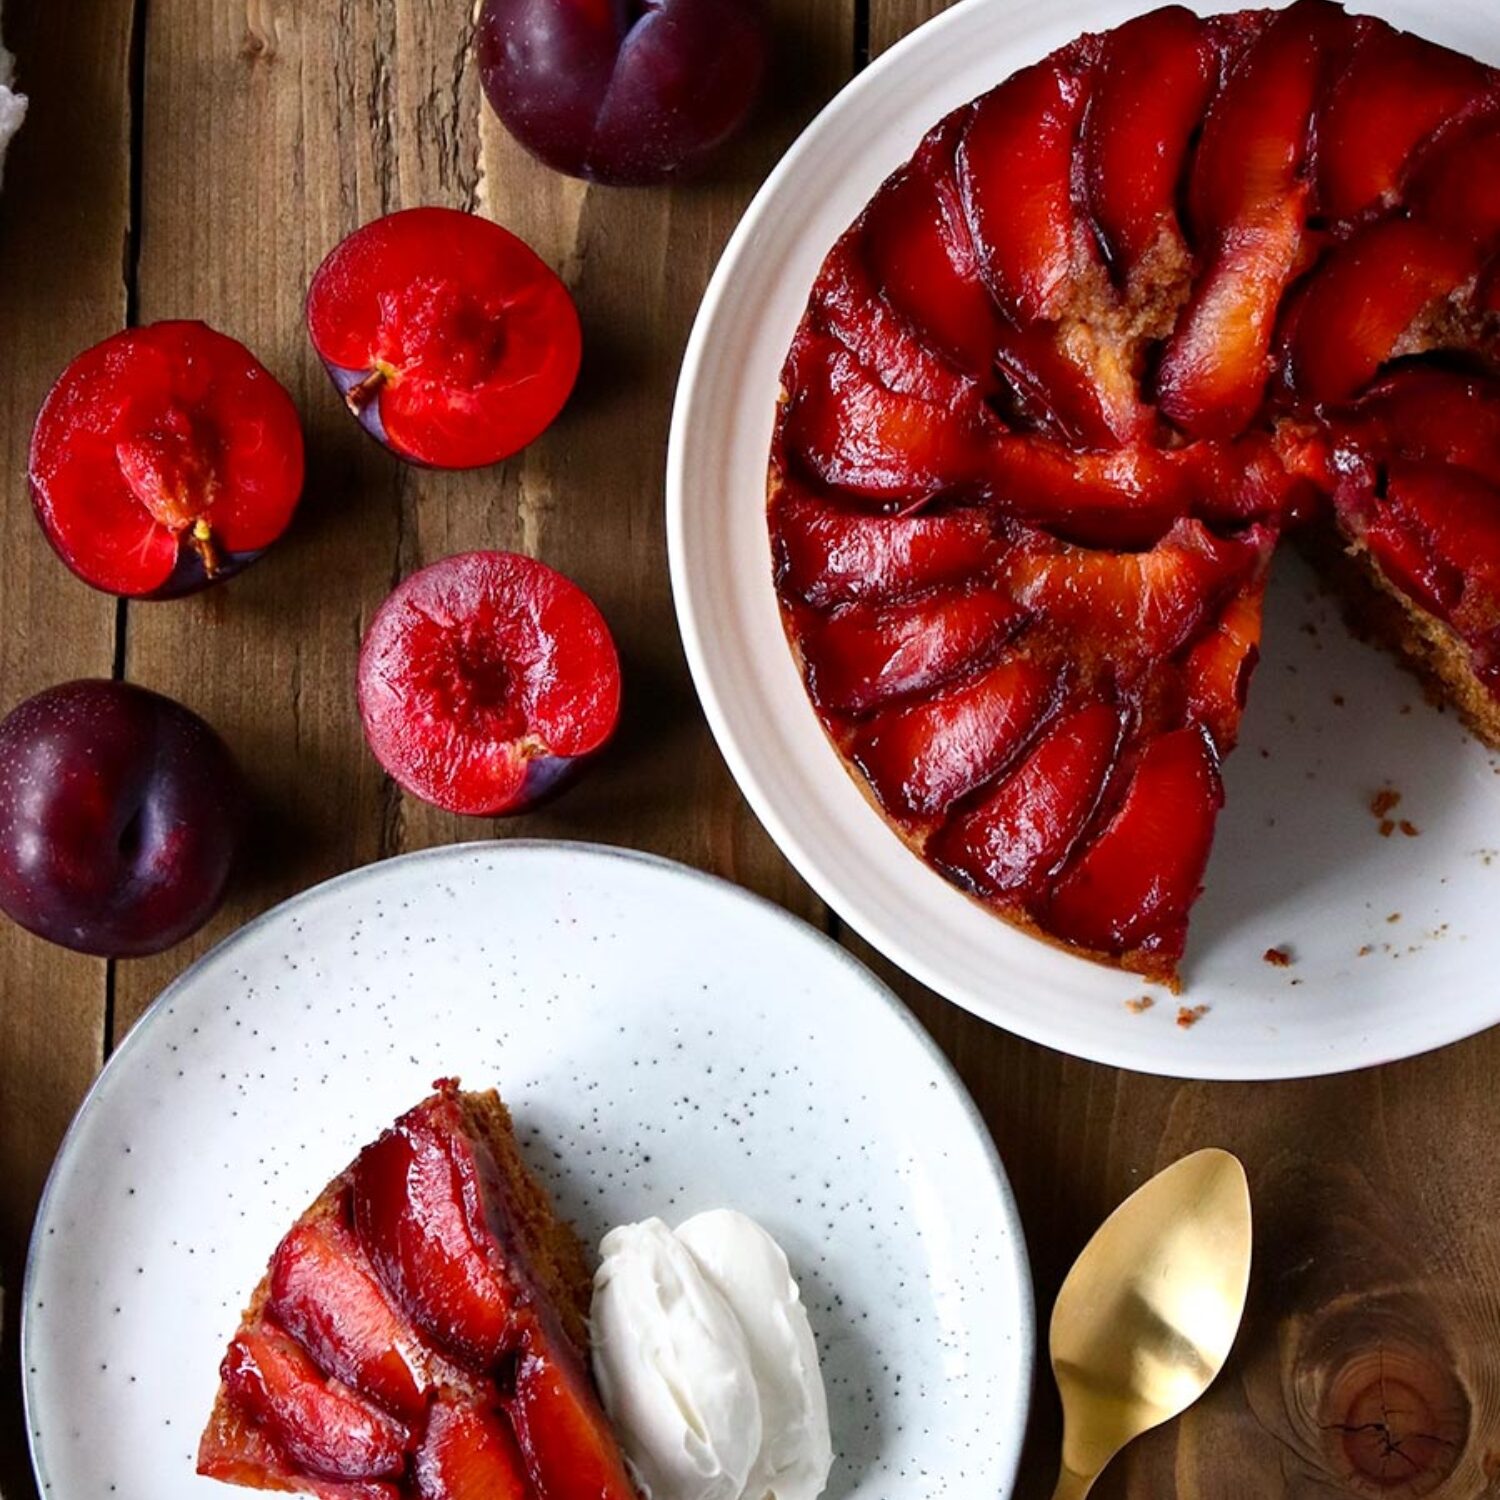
[591,1210,834,1500]
[0,2,27,187]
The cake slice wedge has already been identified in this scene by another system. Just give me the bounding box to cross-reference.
[198,1081,637,1500]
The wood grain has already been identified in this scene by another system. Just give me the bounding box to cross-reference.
[6,3,1500,1500]
[113,0,850,1036]
[0,3,135,1495]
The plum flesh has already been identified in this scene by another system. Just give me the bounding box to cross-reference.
[357,551,622,816]
[307,208,581,471]
[0,680,246,957]
[28,322,305,598]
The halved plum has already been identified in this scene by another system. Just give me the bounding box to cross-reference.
[219,1326,412,1481]
[414,1399,531,1500]
[800,585,1028,716]
[771,491,996,608]
[307,208,580,470]
[357,551,621,817]
[930,700,1123,902]
[1047,725,1223,965]
[850,654,1060,822]
[28,321,304,598]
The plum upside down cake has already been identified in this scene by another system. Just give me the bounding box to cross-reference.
[768,0,1500,987]
[198,1082,638,1499]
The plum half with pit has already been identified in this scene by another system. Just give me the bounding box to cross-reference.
[0,681,247,957]
[477,0,771,186]
[306,208,581,470]
[358,551,621,816]
[29,321,305,598]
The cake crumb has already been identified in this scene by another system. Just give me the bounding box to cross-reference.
[1263,946,1293,967]
[1399,819,1419,837]
[1176,1004,1209,1029]
[1370,787,1401,819]
[1124,995,1154,1015]
[1379,819,1395,837]
[1357,944,1373,957]
[1331,693,1345,707]
[1387,912,1401,924]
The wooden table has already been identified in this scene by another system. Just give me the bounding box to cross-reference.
[1,3,1496,1496]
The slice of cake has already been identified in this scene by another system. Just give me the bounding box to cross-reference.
[198,1081,637,1500]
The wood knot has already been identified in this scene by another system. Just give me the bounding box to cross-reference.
[1317,1344,1467,1496]
[241,0,279,63]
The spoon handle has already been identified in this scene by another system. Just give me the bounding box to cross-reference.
[1049,1464,1097,1500]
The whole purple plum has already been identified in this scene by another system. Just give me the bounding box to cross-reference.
[0,680,247,957]
[477,0,771,185]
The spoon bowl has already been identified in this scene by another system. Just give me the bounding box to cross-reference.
[1050,1148,1252,1499]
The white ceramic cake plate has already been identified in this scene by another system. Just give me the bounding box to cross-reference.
[668,0,1500,1080]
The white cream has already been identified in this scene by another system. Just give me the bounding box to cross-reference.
[0,2,27,186]
[592,1211,834,1500]
[676,1211,833,1500]
[591,1218,763,1500]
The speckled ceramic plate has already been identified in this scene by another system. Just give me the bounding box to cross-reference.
[668,0,1500,1081]
[22,841,1032,1500]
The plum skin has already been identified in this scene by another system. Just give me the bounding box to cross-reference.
[0,680,248,957]
[477,0,772,186]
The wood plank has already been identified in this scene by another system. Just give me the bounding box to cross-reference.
[0,2,135,1495]
[395,6,853,915]
[115,3,851,1000]
[857,4,1500,1495]
[111,0,416,1038]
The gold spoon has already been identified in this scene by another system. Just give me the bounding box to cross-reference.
[1049,1148,1253,1500]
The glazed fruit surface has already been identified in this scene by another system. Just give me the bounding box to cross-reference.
[198,1084,637,1500]
[768,0,1500,984]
